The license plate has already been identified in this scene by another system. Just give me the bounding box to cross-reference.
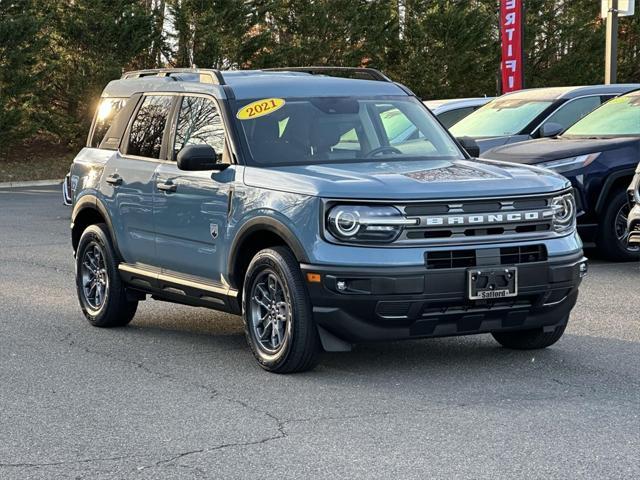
[467,267,518,300]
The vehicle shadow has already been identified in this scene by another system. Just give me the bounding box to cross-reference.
[121,307,639,401]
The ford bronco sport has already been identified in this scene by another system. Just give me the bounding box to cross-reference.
[69,67,587,373]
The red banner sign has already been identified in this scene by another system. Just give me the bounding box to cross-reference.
[500,0,524,93]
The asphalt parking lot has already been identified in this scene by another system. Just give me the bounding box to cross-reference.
[1,186,639,480]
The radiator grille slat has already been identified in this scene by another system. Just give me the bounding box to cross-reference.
[425,245,547,269]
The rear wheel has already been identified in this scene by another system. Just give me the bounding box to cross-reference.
[492,321,567,350]
[75,223,137,327]
[597,189,640,261]
[242,247,321,373]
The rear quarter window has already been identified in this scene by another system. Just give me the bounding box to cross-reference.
[89,98,127,148]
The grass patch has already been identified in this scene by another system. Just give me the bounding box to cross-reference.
[0,138,76,183]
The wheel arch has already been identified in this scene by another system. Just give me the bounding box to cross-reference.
[227,216,309,291]
[594,169,636,214]
[71,195,120,258]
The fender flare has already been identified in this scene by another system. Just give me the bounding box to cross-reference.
[227,216,310,287]
[594,169,636,214]
[71,194,121,258]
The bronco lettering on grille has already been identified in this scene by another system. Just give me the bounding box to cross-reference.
[422,209,554,227]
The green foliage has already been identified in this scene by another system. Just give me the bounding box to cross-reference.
[42,0,156,143]
[389,0,499,98]
[0,0,44,153]
[2,0,640,154]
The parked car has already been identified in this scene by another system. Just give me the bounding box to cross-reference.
[484,90,640,261]
[450,84,640,154]
[68,67,586,373]
[424,97,494,129]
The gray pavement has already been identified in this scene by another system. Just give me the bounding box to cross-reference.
[0,186,639,479]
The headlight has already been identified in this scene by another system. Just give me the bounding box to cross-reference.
[550,193,576,233]
[326,205,417,243]
[538,153,600,174]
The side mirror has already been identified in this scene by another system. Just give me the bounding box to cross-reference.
[457,137,481,158]
[176,144,226,171]
[539,122,563,138]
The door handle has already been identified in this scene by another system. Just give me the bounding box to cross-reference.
[157,181,177,193]
[105,174,122,186]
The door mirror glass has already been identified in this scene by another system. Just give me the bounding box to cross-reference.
[456,136,480,158]
[539,122,564,138]
[177,144,225,171]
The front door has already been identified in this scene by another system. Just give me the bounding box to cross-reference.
[154,95,234,284]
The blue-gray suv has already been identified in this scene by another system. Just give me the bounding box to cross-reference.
[69,67,587,373]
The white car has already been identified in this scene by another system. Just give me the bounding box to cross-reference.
[424,97,494,129]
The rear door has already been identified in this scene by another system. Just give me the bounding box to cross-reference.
[102,94,176,266]
[154,94,234,284]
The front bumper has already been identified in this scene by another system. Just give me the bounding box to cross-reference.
[628,203,640,245]
[301,251,586,344]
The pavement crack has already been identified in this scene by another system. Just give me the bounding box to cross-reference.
[141,429,287,471]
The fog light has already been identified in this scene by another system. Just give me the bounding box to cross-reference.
[579,261,588,278]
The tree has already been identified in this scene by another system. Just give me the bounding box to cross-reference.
[0,0,44,155]
[390,0,499,98]
[38,0,157,144]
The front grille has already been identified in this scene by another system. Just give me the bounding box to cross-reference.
[426,249,476,269]
[500,245,547,264]
[425,245,547,269]
[396,194,561,245]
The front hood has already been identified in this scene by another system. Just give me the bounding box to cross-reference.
[483,137,640,164]
[463,135,531,154]
[474,136,511,153]
[243,159,569,200]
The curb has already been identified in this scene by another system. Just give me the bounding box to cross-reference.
[0,179,64,189]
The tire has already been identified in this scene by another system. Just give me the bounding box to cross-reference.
[75,223,137,327]
[597,189,640,261]
[242,247,321,373]
[492,321,567,350]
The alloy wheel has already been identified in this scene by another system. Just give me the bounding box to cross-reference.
[80,242,109,311]
[249,270,291,354]
[615,203,640,252]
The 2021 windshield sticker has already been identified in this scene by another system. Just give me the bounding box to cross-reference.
[237,98,285,120]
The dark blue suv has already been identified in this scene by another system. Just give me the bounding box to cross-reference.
[68,67,586,373]
[484,90,640,261]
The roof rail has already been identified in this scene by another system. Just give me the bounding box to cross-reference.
[263,66,392,82]
[121,68,226,85]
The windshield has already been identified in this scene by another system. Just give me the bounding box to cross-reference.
[563,95,640,137]
[232,96,463,166]
[450,98,553,137]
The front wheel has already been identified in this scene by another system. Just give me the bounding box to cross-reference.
[492,321,567,350]
[597,189,640,261]
[242,247,321,373]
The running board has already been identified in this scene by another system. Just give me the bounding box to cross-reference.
[118,263,240,314]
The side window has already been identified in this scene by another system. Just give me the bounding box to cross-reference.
[174,96,225,160]
[542,96,602,132]
[126,95,174,159]
[379,106,422,144]
[90,97,127,148]
[335,128,361,151]
[437,107,475,129]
